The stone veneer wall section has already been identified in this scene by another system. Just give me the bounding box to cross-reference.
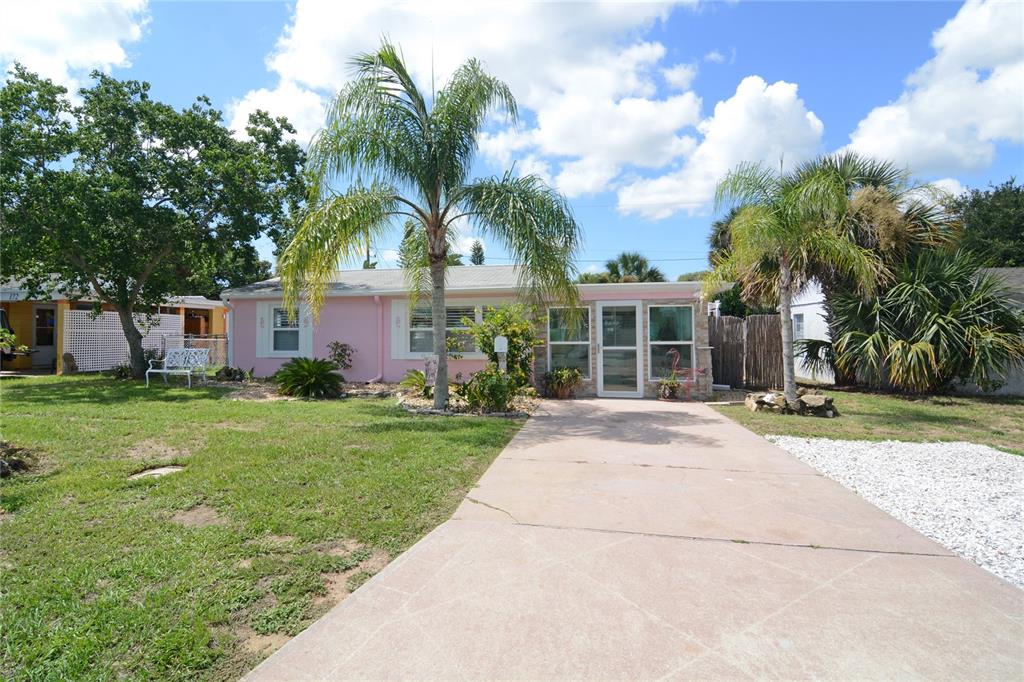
[534,298,713,400]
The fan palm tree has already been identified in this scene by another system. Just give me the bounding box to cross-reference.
[707,158,882,409]
[280,41,581,408]
[796,153,956,384]
[604,252,666,282]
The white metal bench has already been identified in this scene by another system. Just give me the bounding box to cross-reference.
[146,348,209,388]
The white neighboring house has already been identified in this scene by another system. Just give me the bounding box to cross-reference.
[790,280,834,384]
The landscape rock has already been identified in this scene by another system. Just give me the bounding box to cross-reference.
[745,390,838,417]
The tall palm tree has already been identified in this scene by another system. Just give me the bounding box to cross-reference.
[280,41,581,408]
[604,252,666,282]
[707,158,882,409]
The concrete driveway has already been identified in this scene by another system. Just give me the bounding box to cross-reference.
[246,399,1023,680]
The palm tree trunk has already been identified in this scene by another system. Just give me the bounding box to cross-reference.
[778,260,800,410]
[429,256,448,409]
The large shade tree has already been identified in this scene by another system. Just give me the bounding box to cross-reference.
[707,155,882,409]
[1,65,306,377]
[281,41,581,408]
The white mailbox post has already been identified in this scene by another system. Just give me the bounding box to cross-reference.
[493,335,509,373]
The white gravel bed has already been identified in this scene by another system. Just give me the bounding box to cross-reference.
[766,436,1024,589]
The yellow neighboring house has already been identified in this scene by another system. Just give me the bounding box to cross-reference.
[0,279,226,373]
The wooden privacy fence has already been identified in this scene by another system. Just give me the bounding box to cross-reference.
[708,314,783,389]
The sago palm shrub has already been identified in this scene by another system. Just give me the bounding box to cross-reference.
[274,357,344,399]
[832,249,1024,393]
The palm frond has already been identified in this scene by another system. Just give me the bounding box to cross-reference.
[458,171,581,308]
[280,185,398,319]
[432,59,517,195]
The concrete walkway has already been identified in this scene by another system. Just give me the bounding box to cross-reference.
[247,399,1023,680]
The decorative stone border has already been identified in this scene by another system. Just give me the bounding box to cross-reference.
[395,395,531,419]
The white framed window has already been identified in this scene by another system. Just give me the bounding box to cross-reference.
[409,303,478,354]
[547,307,591,379]
[272,307,300,352]
[793,313,805,340]
[647,304,694,380]
[256,301,312,358]
[392,299,508,360]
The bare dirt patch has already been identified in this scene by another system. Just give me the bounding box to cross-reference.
[235,625,291,657]
[312,546,390,610]
[170,504,227,528]
[1,441,46,477]
[125,439,191,461]
[220,382,291,402]
[315,538,363,556]
[212,420,262,432]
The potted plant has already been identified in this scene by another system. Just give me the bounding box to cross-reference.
[658,373,681,401]
[543,367,583,399]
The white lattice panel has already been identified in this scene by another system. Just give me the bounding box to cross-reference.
[62,311,184,372]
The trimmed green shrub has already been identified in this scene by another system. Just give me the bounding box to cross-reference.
[462,365,518,413]
[274,357,343,399]
[542,367,582,399]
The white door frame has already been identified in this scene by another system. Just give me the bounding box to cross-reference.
[32,303,57,368]
[596,300,644,398]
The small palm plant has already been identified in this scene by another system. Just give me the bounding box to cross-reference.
[274,358,344,399]
[280,40,582,409]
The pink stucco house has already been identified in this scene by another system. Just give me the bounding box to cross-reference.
[222,265,713,399]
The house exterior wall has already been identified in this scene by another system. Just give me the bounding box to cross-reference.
[534,292,713,399]
[790,281,834,384]
[228,288,712,399]
[1,301,35,370]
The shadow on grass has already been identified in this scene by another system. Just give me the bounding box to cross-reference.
[1,377,227,406]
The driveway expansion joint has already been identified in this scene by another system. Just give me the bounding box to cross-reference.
[505,454,825,476]
[470,519,957,559]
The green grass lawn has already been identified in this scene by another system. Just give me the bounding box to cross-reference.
[0,375,521,681]
[712,389,1024,455]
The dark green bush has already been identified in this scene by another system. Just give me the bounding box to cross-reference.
[462,365,518,413]
[273,357,343,399]
[326,341,355,378]
[542,367,583,399]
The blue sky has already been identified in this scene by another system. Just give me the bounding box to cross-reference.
[3,1,1022,279]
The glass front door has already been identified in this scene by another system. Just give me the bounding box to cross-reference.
[597,302,642,397]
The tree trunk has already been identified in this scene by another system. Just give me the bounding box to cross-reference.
[777,261,800,410]
[115,306,148,379]
[428,257,448,409]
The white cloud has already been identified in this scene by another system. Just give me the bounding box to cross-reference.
[617,76,824,219]
[663,63,698,90]
[930,177,966,198]
[0,0,148,92]
[704,49,726,64]
[227,80,326,143]
[846,0,1024,174]
[232,0,704,197]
